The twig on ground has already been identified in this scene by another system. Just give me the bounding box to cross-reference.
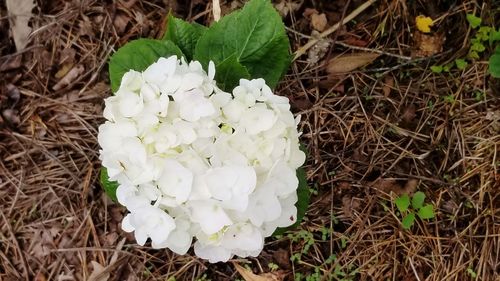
[293,0,378,60]
[1,210,30,281]
[335,41,412,61]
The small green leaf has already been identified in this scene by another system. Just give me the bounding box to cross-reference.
[163,15,207,60]
[466,14,482,28]
[395,194,410,213]
[417,204,435,219]
[471,42,486,52]
[100,168,119,202]
[109,39,184,92]
[467,267,478,278]
[194,0,291,89]
[476,26,491,41]
[430,65,443,73]
[468,50,480,60]
[412,191,426,210]
[489,29,500,44]
[455,59,468,70]
[489,46,500,78]
[402,213,415,230]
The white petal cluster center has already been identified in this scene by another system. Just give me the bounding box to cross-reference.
[98,55,305,263]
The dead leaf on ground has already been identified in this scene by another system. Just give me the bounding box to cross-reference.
[275,0,303,17]
[327,52,380,74]
[307,31,332,64]
[88,238,125,281]
[6,0,36,51]
[2,109,20,126]
[369,178,402,194]
[272,248,291,269]
[113,12,130,35]
[53,65,84,90]
[34,272,47,281]
[382,75,394,97]
[412,32,445,57]
[370,178,418,195]
[311,13,328,32]
[401,105,417,125]
[88,261,110,281]
[342,196,361,218]
[0,55,22,72]
[342,37,369,47]
[234,263,283,281]
[55,63,74,79]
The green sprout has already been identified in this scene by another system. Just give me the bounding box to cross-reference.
[394,191,435,230]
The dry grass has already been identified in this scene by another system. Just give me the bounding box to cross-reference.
[0,0,499,280]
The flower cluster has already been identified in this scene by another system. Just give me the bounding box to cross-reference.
[98,55,305,263]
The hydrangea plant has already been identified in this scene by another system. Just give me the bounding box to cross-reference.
[99,0,309,263]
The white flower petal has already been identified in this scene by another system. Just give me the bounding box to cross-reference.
[194,241,233,263]
[120,70,143,91]
[208,61,216,80]
[190,200,232,234]
[157,160,193,204]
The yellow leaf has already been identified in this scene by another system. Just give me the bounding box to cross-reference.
[416,15,434,33]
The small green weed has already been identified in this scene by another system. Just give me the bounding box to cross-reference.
[431,13,500,77]
[465,13,500,77]
[288,229,315,262]
[394,191,435,229]
[195,274,211,281]
[467,267,478,279]
[268,262,279,272]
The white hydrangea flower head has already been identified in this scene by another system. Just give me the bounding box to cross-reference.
[98,55,305,263]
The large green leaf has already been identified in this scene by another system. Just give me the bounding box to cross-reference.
[109,39,184,92]
[295,167,310,227]
[213,55,251,91]
[100,167,119,202]
[489,45,500,78]
[163,15,207,60]
[194,0,290,90]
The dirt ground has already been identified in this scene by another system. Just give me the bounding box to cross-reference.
[0,0,499,280]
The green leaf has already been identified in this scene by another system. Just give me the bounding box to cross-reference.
[395,194,410,213]
[489,46,500,78]
[476,26,491,41]
[466,14,482,28]
[417,204,435,219]
[489,29,500,44]
[295,167,310,226]
[411,191,425,210]
[468,50,480,60]
[213,55,251,91]
[471,41,486,52]
[273,167,309,236]
[163,15,207,60]
[430,65,443,73]
[455,59,468,70]
[401,213,415,230]
[109,39,184,92]
[194,0,291,90]
[100,167,119,202]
